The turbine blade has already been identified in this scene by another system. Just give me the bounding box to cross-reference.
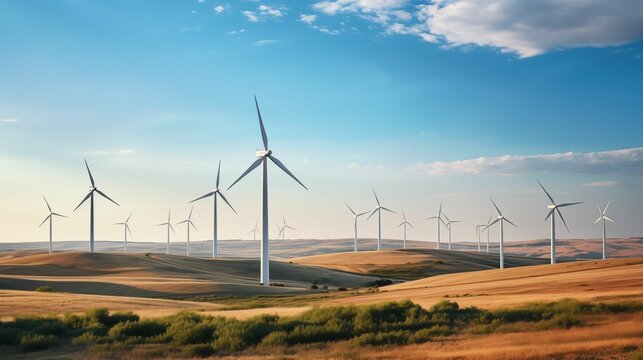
[114,222,125,225]
[95,189,119,206]
[558,202,582,208]
[442,212,450,222]
[189,206,193,220]
[52,213,67,218]
[397,222,404,228]
[372,188,380,206]
[190,191,215,203]
[483,218,500,231]
[556,207,570,232]
[426,216,438,220]
[177,220,189,225]
[190,221,198,231]
[126,212,133,223]
[357,211,369,217]
[545,209,554,221]
[254,95,269,151]
[73,191,92,211]
[487,215,493,225]
[126,224,132,235]
[408,222,415,229]
[285,225,295,230]
[268,155,308,190]
[604,201,611,215]
[596,202,602,217]
[604,216,614,223]
[43,196,52,213]
[169,224,176,235]
[594,217,602,224]
[536,179,556,205]
[228,157,264,190]
[367,208,378,220]
[39,215,51,227]
[84,159,95,188]
[438,202,442,217]
[216,160,221,188]
[402,210,407,221]
[345,203,356,216]
[504,218,518,228]
[489,197,502,216]
[157,222,168,227]
[218,191,238,214]
[381,207,396,214]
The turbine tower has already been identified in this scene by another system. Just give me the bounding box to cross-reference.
[483,198,517,269]
[442,212,460,251]
[228,96,308,286]
[345,203,368,252]
[537,180,582,265]
[396,210,414,249]
[157,210,175,255]
[595,201,614,260]
[177,207,198,257]
[426,203,446,249]
[475,223,486,252]
[483,215,493,253]
[114,213,132,254]
[281,215,295,240]
[190,160,237,259]
[250,222,259,241]
[367,189,396,251]
[73,159,119,253]
[39,197,67,254]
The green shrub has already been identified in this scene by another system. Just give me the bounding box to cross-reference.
[85,308,110,325]
[108,320,166,340]
[260,330,288,346]
[182,343,213,357]
[19,334,57,351]
[35,286,54,292]
[337,287,348,292]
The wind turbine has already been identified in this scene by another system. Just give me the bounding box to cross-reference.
[595,201,614,260]
[281,215,295,240]
[426,203,446,249]
[482,215,493,253]
[228,96,307,286]
[39,197,67,254]
[367,189,396,251]
[114,213,132,254]
[475,223,487,253]
[177,207,198,257]
[190,160,237,259]
[345,203,368,252]
[276,223,284,241]
[250,222,259,241]
[157,210,175,255]
[441,212,460,251]
[73,159,119,253]
[396,210,414,249]
[537,180,582,265]
[483,198,517,269]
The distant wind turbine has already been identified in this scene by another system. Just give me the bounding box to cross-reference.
[483,198,517,269]
[228,96,307,286]
[177,207,198,257]
[482,215,493,253]
[276,223,284,241]
[190,160,237,259]
[345,203,368,252]
[250,222,259,241]
[157,210,175,255]
[475,223,486,253]
[396,210,414,249]
[281,215,295,240]
[426,203,446,249]
[114,212,132,254]
[367,189,396,251]
[595,201,614,260]
[73,159,119,253]
[442,212,460,251]
[39,197,67,254]
[537,180,582,265]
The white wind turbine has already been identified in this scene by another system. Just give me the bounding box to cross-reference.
[482,215,493,253]
[345,203,368,252]
[426,203,446,249]
[367,189,396,251]
[280,215,295,240]
[276,223,284,241]
[177,207,198,257]
[475,223,486,253]
[441,212,461,251]
[483,198,517,269]
[250,222,259,241]
[396,210,415,249]
[73,159,119,253]
[157,210,175,255]
[228,96,308,286]
[537,180,582,265]
[39,197,67,254]
[190,160,237,258]
[595,201,614,260]
[114,213,132,254]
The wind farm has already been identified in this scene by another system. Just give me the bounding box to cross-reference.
[2,1,643,358]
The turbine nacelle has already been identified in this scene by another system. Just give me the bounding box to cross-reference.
[256,149,272,157]
[547,204,557,209]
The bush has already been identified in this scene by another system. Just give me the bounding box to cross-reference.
[85,308,110,326]
[371,279,393,287]
[108,320,166,340]
[310,284,318,290]
[182,343,213,357]
[260,330,288,346]
[35,286,54,292]
[337,287,348,292]
[19,334,57,351]
[269,283,285,287]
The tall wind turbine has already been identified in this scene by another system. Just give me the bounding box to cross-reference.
[441,212,460,251]
[190,160,237,259]
[367,189,396,251]
[595,201,614,260]
[396,210,414,249]
[482,215,493,253]
[250,222,259,241]
[157,210,175,255]
[177,207,198,257]
[281,215,295,240]
[73,159,119,253]
[426,203,446,249]
[39,197,67,254]
[114,213,132,254]
[345,203,368,252]
[537,180,582,265]
[228,96,308,286]
[483,198,517,269]
[475,224,486,252]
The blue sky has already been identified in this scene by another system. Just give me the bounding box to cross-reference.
[1,0,642,244]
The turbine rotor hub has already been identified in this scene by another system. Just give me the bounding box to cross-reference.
[256,149,272,157]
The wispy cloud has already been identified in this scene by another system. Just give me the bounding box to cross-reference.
[254,39,280,46]
[583,181,619,188]
[180,26,203,32]
[243,4,284,22]
[0,118,19,123]
[408,147,643,176]
[226,29,246,35]
[90,148,135,156]
[299,13,342,35]
[299,14,317,25]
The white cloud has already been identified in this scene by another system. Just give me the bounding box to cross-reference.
[314,0,408,15]
[258,4,283,17]
[226,29,246,35]
[243,4,284,22]
[254,39,280,46]
[408,147,643,176]
[299,14,318,25]
[180,26,202,32]
[243,10,259,22]
[582,181,619,188]
[90,149,135,156]
[0,118,18,123]
[214,5,225,14]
